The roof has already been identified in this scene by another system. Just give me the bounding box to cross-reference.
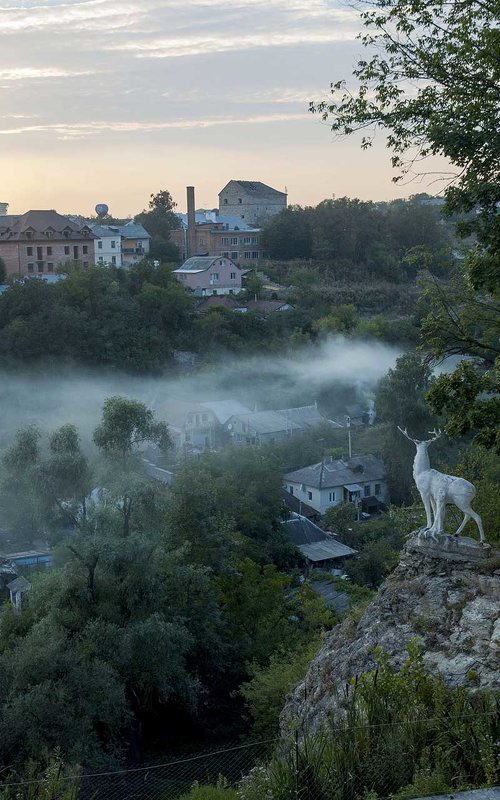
[118,221,151,239]
[90,224,121,238]
[281,489,319,520]
[284,454,386,490]
[245,300,293,314]
[196,295,241,312]
[176,212,256,231]
[276,405,324,429]
[219,181,287,199]
[200,399,252,425]
[230,410,302,435]
[311,580,350,613]
[0,210,95,241]
[1,550,51,561]
[174,256,238,274]
[7,576,32,593]
[281,514,357,561]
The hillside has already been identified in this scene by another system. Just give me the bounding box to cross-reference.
[281,532,500,735]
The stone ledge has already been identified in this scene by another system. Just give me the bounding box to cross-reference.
[408,531,492,562]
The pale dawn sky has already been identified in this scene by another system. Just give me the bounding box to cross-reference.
[0,0,447,216]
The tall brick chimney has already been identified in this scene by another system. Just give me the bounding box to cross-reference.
[186,186,196,259]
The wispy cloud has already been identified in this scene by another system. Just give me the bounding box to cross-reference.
[0,67,96,81]
[113,28,356,59]
[0,111,307,138]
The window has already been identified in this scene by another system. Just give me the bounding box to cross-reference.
[111,256,116,265]
[98,257,104,264]
[47,262,54,272]
[202,414,208,422]
[222,251,229,258]
[375,483,381,496]
[230,272,236,279]
[364,485,371,497]
[329,491,335,502]
[219,260,224,265]
[27,246,33,256]
[64,245,70,255]
[252,251,259,259]
[210,272,219,283]
[231,251,238,259]
[229,289,233,294]
[46,230,54,239]
[244,236,251,244]
[83,245,88,255]
[212,289,217,295]
[37,247,43,260]
[230,237,238,245]
[37,262,43,273]
[73,246,78,259]
[47,246,52,256]
[289,486,294,495]
[26,231,33,240]
[308,491,313,501]
[83,261,89,268]
[98,240,103,249]
[223,198,228,205]
[251,236,259,244]
[238,198,242,204]
[221,237,229,245]
[244,252,251,260]
[27,263,34,272]
[111,240,116,249]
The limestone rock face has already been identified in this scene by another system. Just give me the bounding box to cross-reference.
[281,533,500,735]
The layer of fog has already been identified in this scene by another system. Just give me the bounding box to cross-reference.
[0,337,402,449]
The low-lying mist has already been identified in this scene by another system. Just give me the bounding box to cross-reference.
[0,337,402,448]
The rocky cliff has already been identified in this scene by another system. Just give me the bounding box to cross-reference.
[281,533,500,734]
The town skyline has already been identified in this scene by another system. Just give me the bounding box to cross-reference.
[1,0,451,215]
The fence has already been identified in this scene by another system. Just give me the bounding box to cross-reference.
[0,712,498,800]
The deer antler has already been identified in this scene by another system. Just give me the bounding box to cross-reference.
[426,429,442,443]
[397,426,418,443]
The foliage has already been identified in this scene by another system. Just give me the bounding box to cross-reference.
[260,207,313,260]
[0,256,6,284]
[179,781,238,800]
[311,0,499,450]
[135,189,181,263]
[93,396,171,459]
[240,646,499,799]
[0,756,80,800]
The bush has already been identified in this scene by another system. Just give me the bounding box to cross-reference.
[179,781,238,800]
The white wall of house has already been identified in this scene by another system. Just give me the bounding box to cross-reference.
[94,234,122,267]
[285,480,387,515]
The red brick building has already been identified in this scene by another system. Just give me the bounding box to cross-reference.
[0,210,96,277]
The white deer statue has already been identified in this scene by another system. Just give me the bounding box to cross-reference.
[397,427,486,544]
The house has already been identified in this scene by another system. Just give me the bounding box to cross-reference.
[281,513,357,569]
[227,410,302,445]
[283,454,388,516]
[0,550,53,569]
[119,221,151,266]
[227,404,328,446]
[91,224,123,267]
[173,256,243,296]
[170,187,264,264]
[0,210,96,277]
[219,181,287,226]
[185,399,251,450]
[7,575,32,611]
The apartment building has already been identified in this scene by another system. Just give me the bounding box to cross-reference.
[0,210,96,276]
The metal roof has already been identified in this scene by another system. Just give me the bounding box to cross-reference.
[276,405,324,428]
[174,256,220,273]
[118,222,151,239]
[281,514,357,562]
[7,576,32,593]
[230,410,302,435]
[284,455,385,490]
[299,540,357,562]
[200,400,252,425]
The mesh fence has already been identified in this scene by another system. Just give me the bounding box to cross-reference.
[0,712,498,799]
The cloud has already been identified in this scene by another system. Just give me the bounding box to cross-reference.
[0,67,96,81]
[0,112,307,138]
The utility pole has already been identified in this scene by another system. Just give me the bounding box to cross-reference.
[346,416,352,458]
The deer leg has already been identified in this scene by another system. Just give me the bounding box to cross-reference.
[430,495,437,526]
[455,513,470,537]
[421,492,433,530]
[468,508,485,544]
[431,490,446,534]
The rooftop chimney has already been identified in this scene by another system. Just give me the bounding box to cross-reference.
[186,186,196,259]
[0,202,9,217]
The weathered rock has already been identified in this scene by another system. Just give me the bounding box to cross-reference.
[281,532,500,735]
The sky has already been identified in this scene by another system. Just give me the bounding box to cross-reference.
[0,0,447,216]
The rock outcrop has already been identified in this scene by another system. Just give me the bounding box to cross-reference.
[281,533,500,734]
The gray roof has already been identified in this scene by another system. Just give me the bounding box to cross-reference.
[281,514,357,562]
[220,181,287,199]
[311,581,349,613]
[90,224,121,238]
[118,222,151,239]
[176,212,256,231]
[200,400,252,424]
[7,576,32,593]
[276,405,324,429]
[174,256,220,274]
[0,210,95,241]
[230,410,302,435]
[284,455,385,490]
